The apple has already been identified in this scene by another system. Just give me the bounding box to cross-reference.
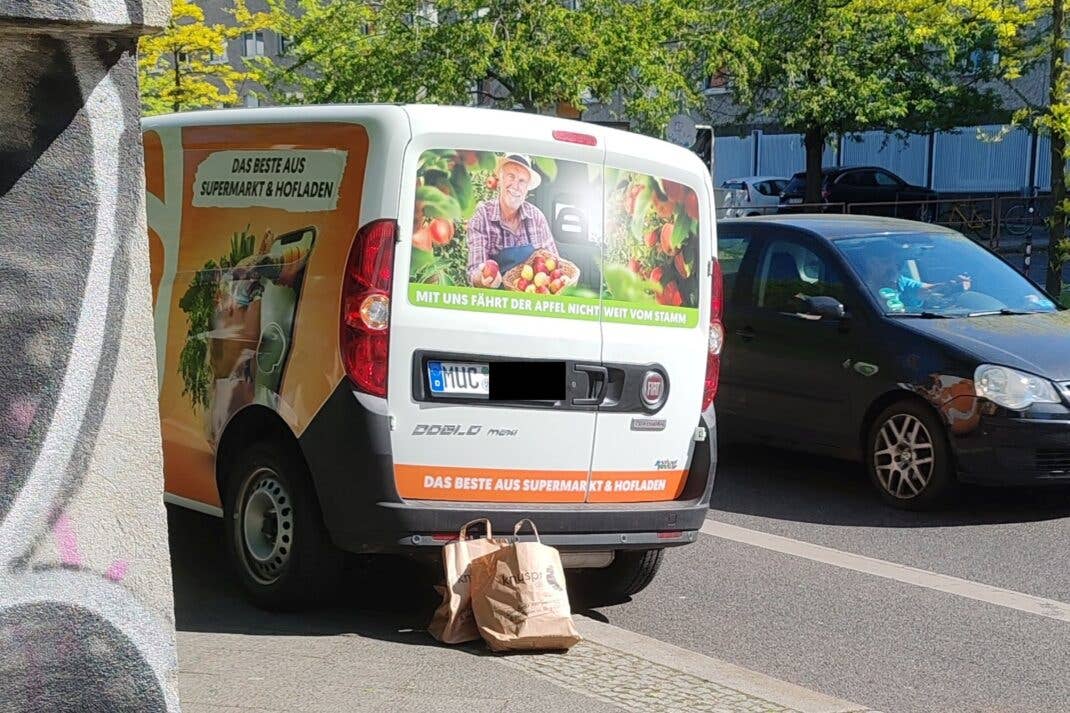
[550,268,563,281]
[482,259,500,279]
[650,266,664,283]
[533,272,550,288]
[516,277,530,291]
[429,218,454,246]
[545,257,557,272]
[644,229,658,248]
[535,286,549,294]
[548,278,563,294]
[532,257,547,273]
[660,223,675,253]
[525,284,537,294]
[628,259,641,274]
[521,264,535,281]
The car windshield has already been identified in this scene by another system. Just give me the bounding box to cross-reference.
[833,232,1059,317]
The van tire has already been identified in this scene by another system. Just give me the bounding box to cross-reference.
[571,549,664,604]
[223,440,342,611]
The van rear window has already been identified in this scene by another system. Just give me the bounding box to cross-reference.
[407,148,703,328]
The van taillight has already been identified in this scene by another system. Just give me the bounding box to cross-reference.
[703,258,724,411]
[341,219,397,398]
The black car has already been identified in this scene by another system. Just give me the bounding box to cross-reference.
[716,214,1069,508]
[779,167,937,221]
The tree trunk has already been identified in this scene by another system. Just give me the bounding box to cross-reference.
[1047,0,1066,298]
[804,125,826,206]
[173,52,181,113]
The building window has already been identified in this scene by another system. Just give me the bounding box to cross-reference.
[209,41,228,65]
[283,90,304,102]
[243,31,265,57]
[244,93,260,108]
[278,34,294,56]
[702,71,731,96]
[965,49,999,73]
[176,51,190,66]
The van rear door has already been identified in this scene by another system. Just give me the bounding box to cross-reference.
[390,123,606,503]
[588,140,711,503]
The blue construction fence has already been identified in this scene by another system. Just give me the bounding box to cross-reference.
[713,126,1063,194]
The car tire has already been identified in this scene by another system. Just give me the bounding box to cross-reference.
[568,549,664,605]
[223,440,343,611]
[866,400,956,510]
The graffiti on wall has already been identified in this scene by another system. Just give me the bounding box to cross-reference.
[0,26,179,713]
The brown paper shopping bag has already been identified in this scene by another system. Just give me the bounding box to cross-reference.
[428,519,507,644]
[469,519,582,652]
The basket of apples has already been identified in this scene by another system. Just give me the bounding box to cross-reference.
[503,249,580,295]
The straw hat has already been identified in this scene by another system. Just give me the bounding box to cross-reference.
[495,153,541,191]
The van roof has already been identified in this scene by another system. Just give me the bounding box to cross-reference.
[140,103,710,178]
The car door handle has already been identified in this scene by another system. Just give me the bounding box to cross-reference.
[735,327,756,341]
[572,364,608,406]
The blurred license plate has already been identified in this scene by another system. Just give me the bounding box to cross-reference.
[428,361,489,398]
[787,198,803,204]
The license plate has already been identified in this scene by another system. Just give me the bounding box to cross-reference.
[427,361,489,398]
[787,197,803,204]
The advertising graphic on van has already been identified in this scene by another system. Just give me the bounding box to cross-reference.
[145,123,369,505]
[407,148,701,328]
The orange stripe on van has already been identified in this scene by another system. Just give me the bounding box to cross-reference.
[394,465,685,503]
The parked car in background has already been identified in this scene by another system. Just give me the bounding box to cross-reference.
[721,176,788,217]
[717,214,1068,509]
[779,167,937,221]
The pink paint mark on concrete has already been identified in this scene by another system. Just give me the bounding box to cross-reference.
[52,514,84,567]
[106,560,129,582]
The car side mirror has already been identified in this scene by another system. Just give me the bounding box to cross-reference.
[799,295,846,320]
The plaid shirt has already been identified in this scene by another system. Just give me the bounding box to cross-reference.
[466,199,558,283]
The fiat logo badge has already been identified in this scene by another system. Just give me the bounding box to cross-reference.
[641,371,665,407]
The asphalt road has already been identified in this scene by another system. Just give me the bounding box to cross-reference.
[167,443,1070,713]
[592,444,1070,713]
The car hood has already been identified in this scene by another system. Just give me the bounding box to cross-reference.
[898,310,1070,381]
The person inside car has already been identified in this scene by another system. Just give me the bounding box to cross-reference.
[860,242,970,312]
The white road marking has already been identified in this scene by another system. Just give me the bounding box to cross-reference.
[701,519,1070,624]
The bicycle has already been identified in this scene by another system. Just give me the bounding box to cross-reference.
[944,200,992,241]
[1001,187,1039,237]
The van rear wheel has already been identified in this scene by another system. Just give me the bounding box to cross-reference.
[569,549,664,605]
[223,440,342,610]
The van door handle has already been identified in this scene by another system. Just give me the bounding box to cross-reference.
[573,364,608,406]
[736,327,756,341]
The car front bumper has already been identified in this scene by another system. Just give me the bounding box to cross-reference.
[952,413,1070,485]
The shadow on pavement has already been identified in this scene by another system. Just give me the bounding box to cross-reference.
[168,505,444,646]
[712,444,1070,528]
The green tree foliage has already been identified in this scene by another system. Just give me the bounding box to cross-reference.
[243,0,758,136]
[727,0,1031,203]
[139,0,252,114]
[994,0,1070,298]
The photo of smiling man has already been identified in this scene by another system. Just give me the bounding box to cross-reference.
[466,153,559,287]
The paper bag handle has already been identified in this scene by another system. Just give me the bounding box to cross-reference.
[458,518,493,541]
[512,518,541,541]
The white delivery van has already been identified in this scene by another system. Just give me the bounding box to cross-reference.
[143,105,723,609]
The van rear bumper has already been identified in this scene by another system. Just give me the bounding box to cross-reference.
[299,383,717,554]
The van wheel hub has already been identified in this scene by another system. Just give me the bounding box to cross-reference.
[240,468,294,584]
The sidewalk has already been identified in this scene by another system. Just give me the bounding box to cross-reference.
[169,506,869,713]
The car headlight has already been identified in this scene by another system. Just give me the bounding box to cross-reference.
[974,364,1061,410]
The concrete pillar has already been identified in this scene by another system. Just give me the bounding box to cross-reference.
[0,0,179,711]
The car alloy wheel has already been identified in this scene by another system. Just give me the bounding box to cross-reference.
[873,413,935,499]
[238,467,294,585]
